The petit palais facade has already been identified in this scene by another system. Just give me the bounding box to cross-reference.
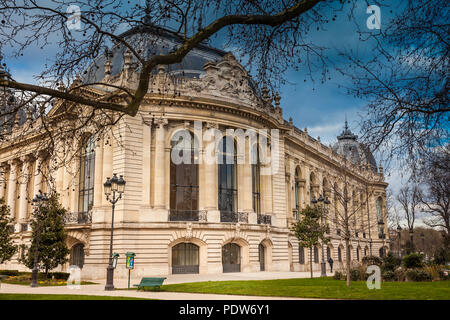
[0,26,389,280]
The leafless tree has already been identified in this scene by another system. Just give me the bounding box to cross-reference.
[0,0,353,192]
[340,0,449,172]
[419,145,450,238]
[0,0,339,115]
[329,158,378,286]
[396,183,422,252]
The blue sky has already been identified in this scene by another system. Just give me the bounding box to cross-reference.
[1,0,412,220]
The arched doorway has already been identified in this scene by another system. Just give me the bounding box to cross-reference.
[222,243,241,273]
[259,243,265,271]
[70,243,85,269]
[172,243,199,274]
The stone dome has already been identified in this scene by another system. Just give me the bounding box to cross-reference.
[83,24,228,83]
[332,121,378,171]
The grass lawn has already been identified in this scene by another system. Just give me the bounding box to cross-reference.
[0,293,152,300]
[159,277,450,300]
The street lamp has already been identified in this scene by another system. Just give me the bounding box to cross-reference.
[396,225,402,258]
[104,173,126,291]
[30,190,49,288]
[420,232,425,258]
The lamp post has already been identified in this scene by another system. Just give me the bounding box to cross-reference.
[30,190,49,288]
[312,194,329,277]
[396,225,402,258]
[420,232,425,259]
[104,173,126,291]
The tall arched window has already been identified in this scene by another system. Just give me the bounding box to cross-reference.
[338,247,342,262]
[170,131,199,221]
[222,243,241,273]
[310,173,315,204]
[70,243,85,269]
[376,197,384,238]
[313,246,319,263]
[299,246,305,264]
[172,243,199,274]
[294,167,301,219]
[251,142,261,214]
[78,135,95,213]
[218,136,237,222]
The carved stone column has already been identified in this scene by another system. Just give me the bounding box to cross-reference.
[202,122,219,222]
[18,156,31,223]
[7,160,18,221]
[141,122,152,207]
[102,135,113,207]
[0,163,7,200]
[93,136,104,208]
[32,155,43,198]
[153,118,168,219]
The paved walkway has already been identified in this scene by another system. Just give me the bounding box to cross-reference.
[0,271,328,300]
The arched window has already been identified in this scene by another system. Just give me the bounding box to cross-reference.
[170,131,199,221]
[172,243,199,274]
[356,247,360,261]
[299,246,305,264]
[70,243,85,269]
[376,197,383,221]
[294,167,301,219]
[251,142,261,214]
[326,246,331,260]
[218,137,238,222]
[334,184,338,224]
[338,247,342,262]
[258,243,265,271]
[379,247,385,258]
[310,173,315,204]
[376,197,385,238]
[313,246,319,263]
[364,247,368,257]
[78,135,95,213]
[222,243,241,273]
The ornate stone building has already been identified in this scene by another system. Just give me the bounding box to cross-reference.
[0,26,389,279]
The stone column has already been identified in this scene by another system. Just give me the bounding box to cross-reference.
[239,138,253,214]
[93,136,104,208]
[55,141,65,194]
[32,155,43,199]
[0,163,6,200]
[141,122,151,207]
[18,157,30,223]
[153,118,168,217]
[203,122,219,222]
[102,135,113,207]
[7,160,18,220]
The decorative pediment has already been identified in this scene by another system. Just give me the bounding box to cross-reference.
[185,53,259,106]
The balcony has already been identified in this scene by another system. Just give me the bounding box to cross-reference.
[257,213,271,225]
[220,211,248,223]
[169,210,207,222]
[64,211,92,225]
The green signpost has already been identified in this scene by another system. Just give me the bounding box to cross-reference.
[125,252,135,289]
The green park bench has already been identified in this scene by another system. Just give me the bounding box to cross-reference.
[133,277,166,291]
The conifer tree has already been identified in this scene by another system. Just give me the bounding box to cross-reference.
[21,194,69,277]
[0,198,17,264]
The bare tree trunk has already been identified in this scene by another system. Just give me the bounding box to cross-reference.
[345,237,350,287]
[310,247,313,278]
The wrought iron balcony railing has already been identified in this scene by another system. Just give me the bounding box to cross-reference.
[220,211,248,223]
[169,210,207,222]
[64,211,92,224]
[257,213,271,225]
